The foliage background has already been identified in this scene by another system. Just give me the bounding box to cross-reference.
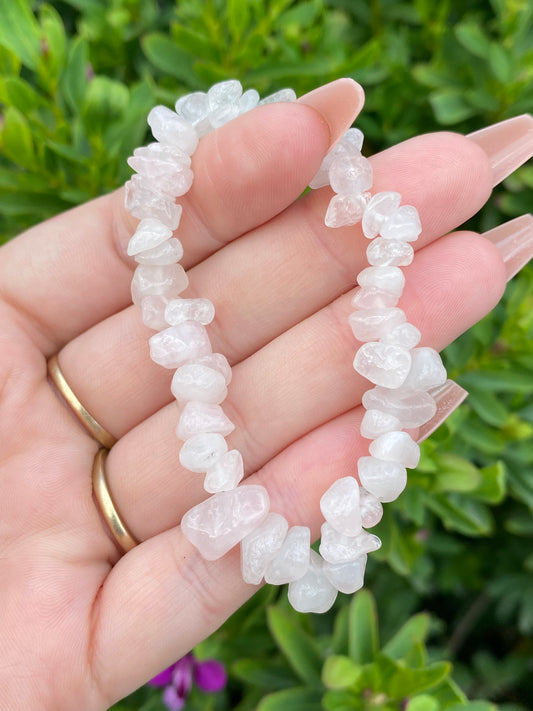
[0,0,532,709]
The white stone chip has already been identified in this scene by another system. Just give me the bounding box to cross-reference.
[149,321,211,369]
[369,431,420,469]
[131,263,189,306]
[130,142,191,171]
[402,347,447,391]
[239,88,260,114]
[353,342,412,388]
[357,456,408,503]
[176,401,235,440]
[127,218,173,256]
[241,513,289,584]
[140,295,170,331]
[381,205,422,242]
[204,449,244,493]
[147,105,198,155]
[325,193,368,227]
[309,128,364,189]
[366,237,414,267]
[319,522,381,564]
[351,286,399,310]
[359,488,384,528]
[175,92,210,124]
[320,476,362,537]
[208,80,243,110]
[264,526,311,585]
[357,265,405,297]
[349,307,406,342]
[259,88,297,104]
[324,554,367,594]
[381,322,421,349]
[360,409,402,439]
[181,485,270,561]
[135,238,184,265]
[165,298,215,326]
[125,175,183,229]
[188,353,232,385]
[329,154,373,195]
[362,191,402,239]
[179,432,228,473]
[209,103,241,129]
[362,386,437,428]
[171,363,227,404]
[288,550,338,614]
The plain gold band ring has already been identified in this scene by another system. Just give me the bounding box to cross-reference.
[92,448,139,553]
[47,354,117,449]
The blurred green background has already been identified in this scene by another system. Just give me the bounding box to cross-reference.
[0,1,532,710]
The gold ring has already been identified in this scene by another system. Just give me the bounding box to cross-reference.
[47,354,117,449]
[92,448,139,553]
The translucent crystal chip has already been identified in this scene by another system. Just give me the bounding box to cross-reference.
[348,307,406,342]
[353,342,412,389]
[149,321,212,369]
[357,456,407,503]
[381,204,422,242]
[362,385,437,428]
[175,92,210,124]
[402,347,447,391]
[239,88,260,114]
[309,128,364,189]
[127,218,173,256]
[208,80,243,111]
[325,193,368,228]
[181,485,270,561]
[366,237,414,267]
[140,294,170,331]
[241,513,289,585]
[329,154,373,195]
[319,522,381,564]
[165,298,215,326]
[147,105,198,155]
[381,322,421,349]
[130,142,191,170]
[324,553,367,594]
[288,550,338,614]
[131,263,189,306]
[259,88,297,104]
[356,265,405,298]
[264,526,311,585]
[351,286,399,310]
[176,401,235,440]
[187,353,232,385]
[362,191,402,239]
[179,432,228,473]
[124,175,183,229]
[171,363,227,404]
[135,238,184,266]
[369,431,420,469]
[204,449,244,493]
[360,409,402,439]
[359,488,383,528]
[209,103,241,129]
[320,476,362,537]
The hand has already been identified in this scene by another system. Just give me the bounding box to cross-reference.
[0,78,527,709]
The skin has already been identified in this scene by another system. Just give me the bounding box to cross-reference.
[0,86,507,709]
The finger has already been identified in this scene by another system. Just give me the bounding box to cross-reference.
[0,81,362,353]
[105,231,506,540]
[56,132,493,438]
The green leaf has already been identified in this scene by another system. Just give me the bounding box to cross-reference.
[459,369,533,394]
[332,604,349,655]
[227,0,251,41]
[429,89,477,125]
[472,462,506,503]
[383,613,430,661]
[427,494,493,536]
[322,655,362,690]
[39,3,67,81]
[0,0,41,70]
[322,688,365,711]
[348,590,379,664]
[405,695,439,711]
[431,678,467,706]
[489,42,513,84]
[378,654,451,699]
[82,76,129,133]
[266,607,322,686]
[256,687,323,711]
[432,454,481,493]
[0,77,47,113]
[0,106,35,169]
[448,703,497,711]
[467,389,509,427]
[62,37,89,114]
[142,32,198,87]
[455,21,491,58]
[231,659,298,690]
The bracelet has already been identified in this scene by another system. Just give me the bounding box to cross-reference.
[124,80,447,613]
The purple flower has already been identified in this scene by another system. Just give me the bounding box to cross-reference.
[149,653,226,711]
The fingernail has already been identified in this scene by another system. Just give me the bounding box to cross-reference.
[417,380,468,443]
[468,114,533,186]
[483,214,533,280]
[298,78,365,148]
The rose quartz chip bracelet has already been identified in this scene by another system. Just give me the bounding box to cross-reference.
[124,80,448,613]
